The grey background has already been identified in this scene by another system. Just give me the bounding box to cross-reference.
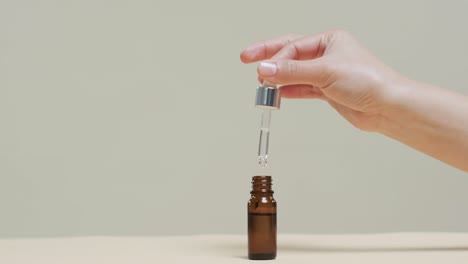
[1,0,467,237]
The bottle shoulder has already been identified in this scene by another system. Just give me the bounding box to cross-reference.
[248,195,277,209]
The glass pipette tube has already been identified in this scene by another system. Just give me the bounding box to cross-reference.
[258,107,271,168]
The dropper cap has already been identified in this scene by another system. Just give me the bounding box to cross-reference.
[255,82,281,109]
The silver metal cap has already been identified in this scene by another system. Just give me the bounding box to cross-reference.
[255,85,281,109]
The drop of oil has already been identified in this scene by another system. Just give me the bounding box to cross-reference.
[258,157,268,168]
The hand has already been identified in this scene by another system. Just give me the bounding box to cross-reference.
[240,30,403,132]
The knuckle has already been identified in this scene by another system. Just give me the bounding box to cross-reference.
[276,60,298,81]
[283,40,300,59]
[283,38,293,47]
[287,60,298,76]
[283,34,301,47]
[283,36,297,49]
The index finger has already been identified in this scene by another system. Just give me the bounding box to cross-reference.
[271,31,332,60]
[240,34,302,63]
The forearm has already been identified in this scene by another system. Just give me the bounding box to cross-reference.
[378,78,468,172]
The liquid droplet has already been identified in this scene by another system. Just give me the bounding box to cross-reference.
[258,156,268,168]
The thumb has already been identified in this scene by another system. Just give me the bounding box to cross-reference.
[257,59,331,87]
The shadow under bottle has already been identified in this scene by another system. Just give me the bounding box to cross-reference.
[248,176,277,260]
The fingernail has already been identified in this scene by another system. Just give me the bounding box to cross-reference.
[258,61,277,77]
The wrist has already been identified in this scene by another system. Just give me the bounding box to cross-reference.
[374,75,413,136]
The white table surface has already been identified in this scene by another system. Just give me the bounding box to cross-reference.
[1,233,468,263]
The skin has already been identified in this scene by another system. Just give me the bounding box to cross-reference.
[240,30,468,172]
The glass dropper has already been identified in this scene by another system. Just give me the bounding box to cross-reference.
[255,81,281,168]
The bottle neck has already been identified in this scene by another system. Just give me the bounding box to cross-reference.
[251,176,274,194]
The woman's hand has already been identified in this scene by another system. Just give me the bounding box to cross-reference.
[240,30,403,132]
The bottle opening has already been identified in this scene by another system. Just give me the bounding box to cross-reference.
[251,176,273,193]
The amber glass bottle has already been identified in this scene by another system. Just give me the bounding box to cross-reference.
[248,176,277,260]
